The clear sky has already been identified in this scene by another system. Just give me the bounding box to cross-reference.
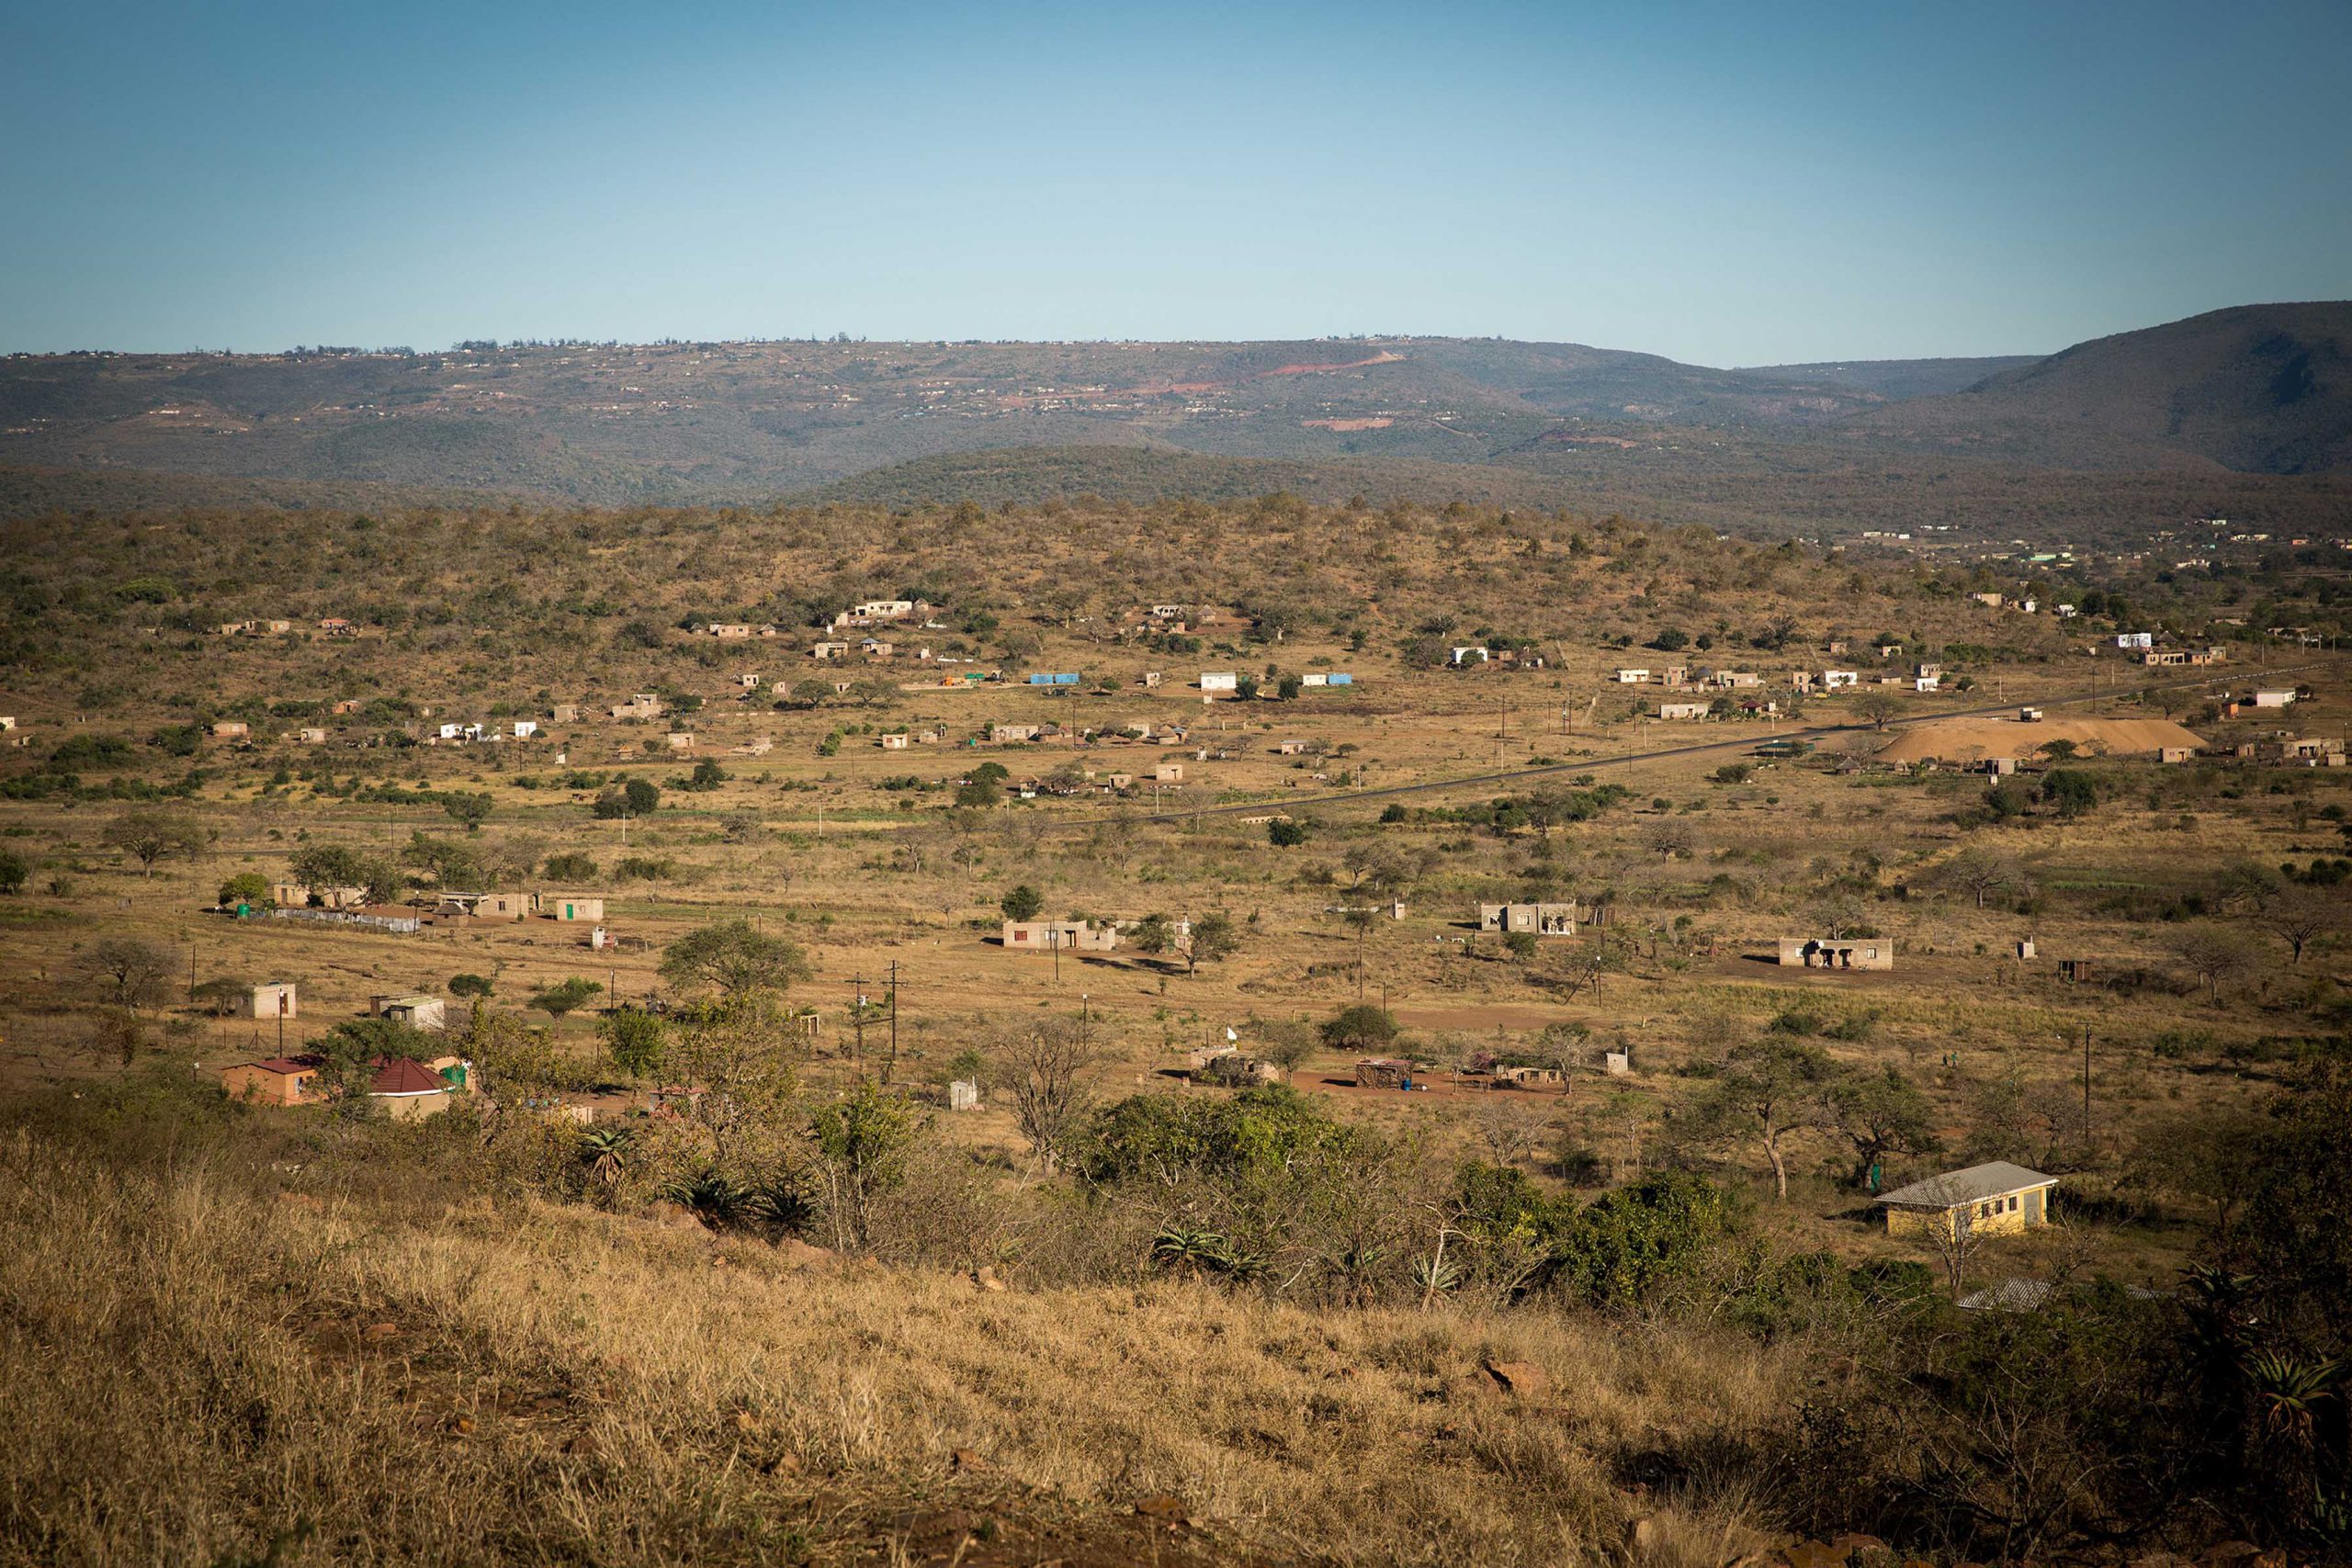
[4,0,2347,365]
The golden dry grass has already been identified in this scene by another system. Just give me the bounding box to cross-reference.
[0,1117,1802,1567]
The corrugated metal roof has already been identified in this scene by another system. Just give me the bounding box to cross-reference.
[1877,1160,2057,1208]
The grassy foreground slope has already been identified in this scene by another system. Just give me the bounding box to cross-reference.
[2,1089,1787,1568]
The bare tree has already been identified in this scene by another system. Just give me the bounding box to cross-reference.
[2177,924,2260,1007]
[1909,1176,1988,1296]
[76,936,176,1010]
[1939,848,2017,910]
[1474,1096,1555,1168]
[998,1016,1099,1173]
[2265,889,2335,964]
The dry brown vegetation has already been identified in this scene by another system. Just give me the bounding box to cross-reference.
[2,492,2348,1564]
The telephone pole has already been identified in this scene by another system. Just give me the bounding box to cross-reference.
[850,973,867,1061]
[883,961,900,1084]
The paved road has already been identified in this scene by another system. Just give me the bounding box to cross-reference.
[1067,661,2321,829]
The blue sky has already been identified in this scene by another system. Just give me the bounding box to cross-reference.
[3,0,2346,364]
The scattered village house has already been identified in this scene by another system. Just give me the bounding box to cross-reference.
[1657,701,1709,720]
[271,881,368,910]
[534,893,604,921]
[609,694,663,720]
[1002,919,1123,953]
[435,892,529,921]
[217,1053,459,1117]
[1479,902,1578,936]
[371,994,448,1032]
[219,1055,321,1106]
[1778,936,1894,970]
[1001,916,1188,954]
[1876,1161,2058,1238]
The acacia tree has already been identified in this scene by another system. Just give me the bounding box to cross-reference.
[1940,848,2018,911]
[76,936,175,1010]
[104,810,205,878]
[2177,924,2260,1007]
[2265,889,2335,964]
[1852,690,1903,731]
[1690,1036,1838,1200]
[1830,1064,1940,1188]
[660,918,812,999]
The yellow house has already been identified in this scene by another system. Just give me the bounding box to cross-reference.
[1876,1161,2057,1239]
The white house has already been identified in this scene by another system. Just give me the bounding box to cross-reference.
[2252,689,2299,709]
[1201,672,1238,693]
[513,720,538,739]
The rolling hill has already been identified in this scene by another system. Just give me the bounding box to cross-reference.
[1842,302,2352,473]
[2,310,2346,532]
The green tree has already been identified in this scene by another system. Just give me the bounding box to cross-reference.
[1851,690,1903,731]
[2041,770,2098,819]
[660,917,813,998]
[543,850,599,881]
[1830,1065,1939,1189]
[1127,911,1177,958]
[529,977,603,1019]
[808,1079,923,1251]
[1000,883,1044,922]
[288,843,398,901]
[1267,818,1308,847]
[1502,930,1539,962]
[440,792,493,830]
[1187,911,1239,976]
[216,871,270,908]
[0,848,28,896]
[1320,1004,1398,1053]
[601,1009,667,1077]
[448,972,495,998]
[1688,1036,1838,1200]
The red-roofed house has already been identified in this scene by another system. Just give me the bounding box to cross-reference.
[368,1056,452,1120]
[220,1055,326,1106]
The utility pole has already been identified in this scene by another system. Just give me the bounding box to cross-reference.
[1049,928,1061,986]
[884,960,899,1085]
[850,973,867,1061]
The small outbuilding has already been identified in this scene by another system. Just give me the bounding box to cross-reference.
[371,994,447,1032]
[237,981,299,1020]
